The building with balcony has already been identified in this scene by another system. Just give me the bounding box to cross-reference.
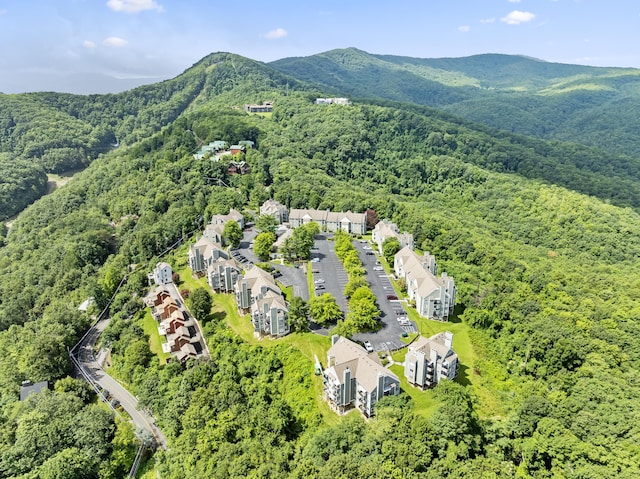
[148,262,173,286]
[323,336,399,417]
[207,259,241,293]
[210,208,245,230]
[404,332,459,389]
[235,266,289,337]
[188,236,229,273]
[372,220,415,255]
[394,247,455,321]
[289,208,367,235]
[259,199,289,224]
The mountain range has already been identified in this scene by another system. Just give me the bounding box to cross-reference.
[3,49,640,220]
[1,49,640,478]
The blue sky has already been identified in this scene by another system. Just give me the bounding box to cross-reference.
[1,0,639,93]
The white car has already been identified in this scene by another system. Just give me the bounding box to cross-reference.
[314,279,325,284]
[373,266,383,271]
[311,257,320,263]
[364,341,374,352]
[363,246,372,250]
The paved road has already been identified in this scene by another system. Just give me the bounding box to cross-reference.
[71,318,168,449]
[351,240,417,352]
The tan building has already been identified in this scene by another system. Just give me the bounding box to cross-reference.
[289,208,367,235]
[188,236,229,273]
[394,247,455,321]
[404,332,459,389]
[323,336,400,417]
[260,199,289,224]
[235,266,289,337]
[372,220,414,255]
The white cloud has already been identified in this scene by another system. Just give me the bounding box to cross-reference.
[501,10,536,25]
[264,28,288,40]
[83,40,96,48]
[480,17,496,24]
[103,36,128,47]
[458,25,471,32]
[106,0,164,13]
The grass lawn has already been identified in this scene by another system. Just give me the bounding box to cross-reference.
[141,309,171,365]
[280,284,293,302]
[389,364,441,417]
[399,332,419,344]
[218,290,342,426]
[404,309,505,418]
[165,240,505,421]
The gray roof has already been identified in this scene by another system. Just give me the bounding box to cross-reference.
[326,337,398,392]
[410,332,457,360]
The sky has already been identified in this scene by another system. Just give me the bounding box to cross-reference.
[1,0,639,94]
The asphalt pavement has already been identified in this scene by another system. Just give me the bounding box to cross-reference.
[351,240,417,352]
[311,234,350,313]
[71,318,167,449]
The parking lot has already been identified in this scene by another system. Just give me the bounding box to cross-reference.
[310,234,350,313]
[231,230,415,350]
[233,228,259,267]
[233,228,310,300]
[351,240,417,352]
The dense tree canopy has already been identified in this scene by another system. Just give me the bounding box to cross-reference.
[1,53,640,478]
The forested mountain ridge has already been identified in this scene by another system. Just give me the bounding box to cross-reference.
[5,48,640,220]
[1,52,640,477]
[0,52,303,220]
[270,47,640,157]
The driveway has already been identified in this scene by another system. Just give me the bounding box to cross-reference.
[273,263,309,301]
[233,228,259,267]
[351,240,417,352]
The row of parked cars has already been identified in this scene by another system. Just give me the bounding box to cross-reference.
[231,249,252,266]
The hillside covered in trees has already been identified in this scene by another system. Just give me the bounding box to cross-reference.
[1,52,640,478]
[271,47,640,157]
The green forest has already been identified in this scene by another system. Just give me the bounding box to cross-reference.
[1,52,640,478]
[271,47,640,157]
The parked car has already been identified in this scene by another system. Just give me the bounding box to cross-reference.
[314,279,325,284]
[387,294,398,300]
[366,251,375,256]
[364,341,374,352]
[373,266,383,271]
[272,271,282,278]
[311,257,320,263]
[315,284,325,290]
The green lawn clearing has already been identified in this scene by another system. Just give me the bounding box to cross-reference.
[141,309,170,365]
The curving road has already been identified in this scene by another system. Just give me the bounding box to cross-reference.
[71,317,167,449]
